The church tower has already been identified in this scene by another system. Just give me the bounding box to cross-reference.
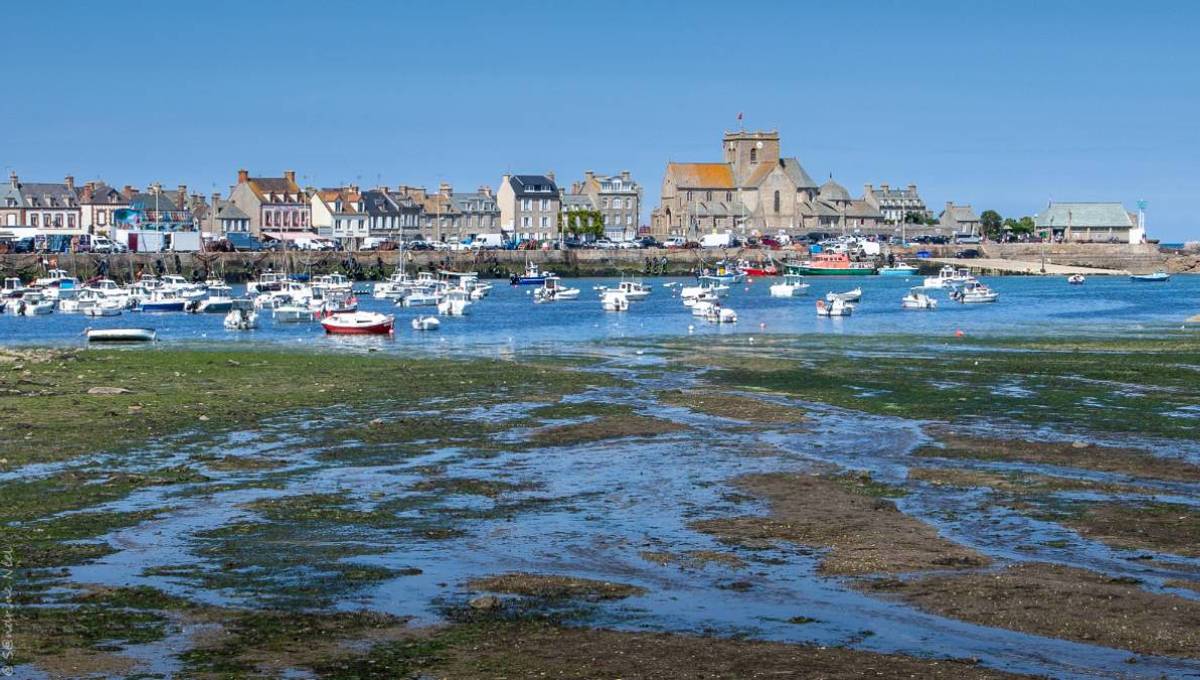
[723,130,780,184]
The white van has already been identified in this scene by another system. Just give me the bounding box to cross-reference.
[470,233,505,249]
[700,232,732,248]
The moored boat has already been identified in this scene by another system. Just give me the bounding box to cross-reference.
[1067,274,1086,285]
[601,290,629,311]
[411,315,440,331]
[224,308,259,330]
[1131,271,1170,282]
[85,328,156,342]
[901,287,937,309]
[879,262,919,277]
[816,298,853,317]
[511,261,558,285]
[321,311,395,334]
[923,265,975,289]
[950,281,999,303]
[788,252,875,276]
[825,287,862,303]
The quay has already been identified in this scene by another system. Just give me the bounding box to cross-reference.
[924,257,1130,276]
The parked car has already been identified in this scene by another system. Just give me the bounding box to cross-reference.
[636,236,661,249]
[561,237,585,249]
[406,239,433,251]
[759,236,783,250]
[664,236,688,249]
[593,237,617,250]
[92,236,128,253]
[956,248,981,259]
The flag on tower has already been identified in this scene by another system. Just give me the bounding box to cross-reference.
[736,112,743,121]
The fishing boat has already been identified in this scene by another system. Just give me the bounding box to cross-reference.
[736,258,778,277]
[321,311,395,335]
[879,262,919,277]
[950,281,999,303]
[825,287,862,303]
[680,277,730,301]
[601,290,629,312]
[534,278,580,302]
[510,260,558,285]
[247,272,287,294]
[223,308,258,330]
[788,252,875,276]
[1131,271,1170,282]
[135,289,187,312]
[411,315,440,331]
[901,287,937,309]
[437,288,472,316]
[1,277,27,299]
[82,300,123,317]
[769,273,810,298]
[159,275,206,300]
[85,328,156,342]
[923,265,975,289]
[1067,274,1086,285]
[615,279,652,300]
[705,306,738,324]
[816,298,853,317]
[272,304,316,322]
[704,261,746,284]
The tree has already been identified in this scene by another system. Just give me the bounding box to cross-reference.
[903,211,926,224]
[980,210,1003,239]
[558,210,605,239]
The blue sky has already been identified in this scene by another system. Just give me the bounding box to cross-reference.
[3,0,1197,239]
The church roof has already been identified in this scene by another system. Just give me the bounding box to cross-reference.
[743,157,819,190]
[818,178,850,202]
[666,162,735,189]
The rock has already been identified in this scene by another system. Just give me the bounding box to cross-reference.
[87,386,132,395]
[198,415,210,422]
[469,595,502,612]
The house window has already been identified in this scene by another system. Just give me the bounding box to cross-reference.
[522,216,531,228]
[521,198,532,211]
[706,191,712,201]
[750,148,758,163]
[98,211,107,226]
[68,214,76,228]
[774,190,781,213]
[626,198,632,209]
[30,214,39,227]
[540,216,548,228]
[540,199,548,211]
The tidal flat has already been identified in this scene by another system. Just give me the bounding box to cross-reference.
[4,335,1200,679]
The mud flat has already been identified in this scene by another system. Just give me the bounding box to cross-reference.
[657,388,809,424]
[1027,499,1200,558]
[867,562,1200,660]
[694,473,988,576]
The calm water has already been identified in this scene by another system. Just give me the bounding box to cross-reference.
[2,274,1196,352]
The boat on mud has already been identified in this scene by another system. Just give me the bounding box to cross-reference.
[85,328,156,342]
[321,311,395,335]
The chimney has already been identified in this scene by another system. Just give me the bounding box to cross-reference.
[80,183,94,201]
[546,171,555,183]
[479,185,492,197]
[212,192,222,210]
[284,170,296,184]
[620,170,630,181]
[122,185,136,200]
[907,183,917,194]
[8,171,17,189]
[151,182,162,194]
[177,184,188,206]
[584,170,594,182]
[864,184,873,195]
[880,183,889,193]
[237,169,249,184]
[64,175,75,191]
[439,182,452,197]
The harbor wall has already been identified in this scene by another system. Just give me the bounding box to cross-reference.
[0,242,1183,282]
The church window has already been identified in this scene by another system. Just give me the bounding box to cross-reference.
[750,148,757,163]
[774,190,781,213]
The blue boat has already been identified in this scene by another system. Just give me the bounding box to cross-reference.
[1130,271,1170,282]
[140,300,187,312]
[879,263,919,276]
[511,261,558,286]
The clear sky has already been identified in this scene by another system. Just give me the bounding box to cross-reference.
[3,0,1197,239]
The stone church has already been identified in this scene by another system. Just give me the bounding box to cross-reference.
[650,130,881,238]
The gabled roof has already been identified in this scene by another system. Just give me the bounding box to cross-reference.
[561,194,594,209]
[215,200,249,220]
[941,204,980,223]
[798,199,841,218]
[247,176,306,204]
[129,191,183,212]
[844,199,883,219]
[666,162,735,189]
[509,175,558,197]
[818,178,850,202]
[19,182,78,208]
[742,157,819,190]
[450,192,498,212]
[315,188,364,215]
[1034,202,1134,229]
[76,183,126,205]
[360,189,402,217]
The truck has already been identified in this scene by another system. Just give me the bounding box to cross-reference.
[700,232,732,248]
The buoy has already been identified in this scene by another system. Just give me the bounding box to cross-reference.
[955,329,965,338]
[687,324,695,333]
[759,322,766,329]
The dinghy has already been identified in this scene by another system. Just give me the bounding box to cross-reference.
[411,315,440,331]
[85,328,156,342]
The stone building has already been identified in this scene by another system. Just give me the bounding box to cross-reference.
[310,187,368,247]
[1034,202,1144,244]
[937,202,982,237]
[568,170,641,239]
[76,181,128,235]
[210,196,250,235]
[360,189,418,241]
[227,169,311,236]
[0,173,82,232]
[650,130,882,238]
[497,174,559,241]
[863,183,928,224]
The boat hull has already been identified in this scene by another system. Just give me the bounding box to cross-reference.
[791,266,876,276]
[321,313,395,335]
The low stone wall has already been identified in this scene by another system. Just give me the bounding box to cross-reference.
[980,243,1167,274]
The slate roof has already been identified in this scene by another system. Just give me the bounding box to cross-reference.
[844,199,883,219]
[509,175,559,197]
[560,194,594,209]
[77,183,126,205]
[743,157,818,190]
[798,199,841,218]
[129,191,182,212]
[248,176,306,204]
[451,192,499,213]
[1034,202,1134,228]
[361,189,401,217]
[818,178,850,202]
[19,182,78,208]
[666,162,735,189]
[214,200,250,220]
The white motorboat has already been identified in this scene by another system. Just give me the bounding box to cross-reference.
[400,288,443,307]
[82,300,123,317]
[1067,274,1085,285]
[85,328,156,342]
[84,279,132,308]
[247,272,287,294]
[769,274,810,298]
[816,298,853,317]
[437,289,472,316]
[901,287,938,310]
[923,265,975,289]
[224,308,258,330]
[826,287,862,303]
[33,268,76,288]
[312,273,353,295]
[601,290,629,312]
[59,288,108,314]
[204,277,233,297]
[411,315,440,331]
[879,262,919,277]
[197,296,234,313]
[691,299,717,317]
[160,275,206,300]
[534,278,580,302]
[682,289,719,308]
[272,304,316,322]
[615,280,651,300]
[950,281,999,303]
[705,306,738,324]
[6,299,55,316]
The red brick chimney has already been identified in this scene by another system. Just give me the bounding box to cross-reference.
[122,185,136,200]
[177,184,188,207]
[237,169,249,184]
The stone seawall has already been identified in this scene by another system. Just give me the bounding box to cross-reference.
[0,248,744,283]
[979,243,1168,274]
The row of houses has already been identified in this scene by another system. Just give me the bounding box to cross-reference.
[0,168,644,247]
